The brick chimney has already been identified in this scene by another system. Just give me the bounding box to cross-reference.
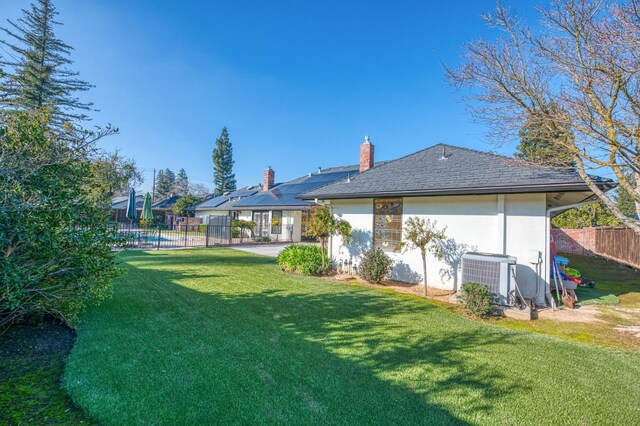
[359,135,374,172]
[263,166,275,191]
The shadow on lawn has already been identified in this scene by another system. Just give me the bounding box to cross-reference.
[69,250,528,424]
[559,254,640,306]
[120,248,279,268]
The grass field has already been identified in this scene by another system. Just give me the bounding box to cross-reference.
[63,249,640,425]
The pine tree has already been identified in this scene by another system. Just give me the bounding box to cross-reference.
[155,168,175,200]
[212,127,236,193]
[0,0,93,125]
[174,168,189,195]
[616,174,638,217]
[515,109,575,169]
[154,169,165,200]
[517,113,620,228]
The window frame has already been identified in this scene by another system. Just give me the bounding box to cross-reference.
[372,198,403,252]
[271,210,283,235]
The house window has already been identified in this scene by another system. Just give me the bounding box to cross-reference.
[252,211,269,237]
[373,198,403,252]
[271,210,282,234]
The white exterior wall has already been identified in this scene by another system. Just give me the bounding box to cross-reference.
[504,194,548,304]
[330,194,547,302]
[238,209,303,242]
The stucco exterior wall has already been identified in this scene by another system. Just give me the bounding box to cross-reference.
[330,194,548,302]
[238,209,303,242]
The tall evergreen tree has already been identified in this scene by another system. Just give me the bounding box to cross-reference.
[174,168,189,195]
[155,168,175,199]
[0,0,93,125]
[212,127,236,193]
[516,113,619,228]
[154,169,165,200]
[616,174,638,217]
[515,109,575,169]
[155,168,176,201]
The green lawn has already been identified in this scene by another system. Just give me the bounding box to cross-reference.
[568,254,640,307]
[64,249,640,425]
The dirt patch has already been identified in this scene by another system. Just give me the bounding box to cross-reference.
[330,274,453,298]
[0,321,91,424]
[1,321,76,360]
[536,305,605,323]
[614,326,640,338]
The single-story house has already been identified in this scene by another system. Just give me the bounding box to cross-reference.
[300,140,615,305]
[194,185,262,224]
[193,162,371,242]
[110,194,144,222]
[230,165,362,242]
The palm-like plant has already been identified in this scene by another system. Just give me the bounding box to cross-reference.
[403,217,447,296]
[304,205,352,270]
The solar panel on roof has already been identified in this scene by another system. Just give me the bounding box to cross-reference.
[232,169,356,207]
[195,186,259,209]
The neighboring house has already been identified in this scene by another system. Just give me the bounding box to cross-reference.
[231,165,360,242]
[194,185,262,224]
[192,162,370,242]
[300,140,615,305]
[110,194,144,222]
[152,194,183,211]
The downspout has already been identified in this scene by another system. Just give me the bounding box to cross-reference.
[544,199,598,305]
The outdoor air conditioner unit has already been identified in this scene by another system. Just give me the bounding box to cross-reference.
[461,252,517,305]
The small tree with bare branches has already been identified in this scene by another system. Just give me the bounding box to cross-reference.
[448,0,640,234]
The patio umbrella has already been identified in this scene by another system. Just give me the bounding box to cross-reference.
[126,188,138,222]
[141,192,153,223]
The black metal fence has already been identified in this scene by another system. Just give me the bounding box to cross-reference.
[113,222,293,249]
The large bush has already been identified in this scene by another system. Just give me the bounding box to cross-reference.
[277,245,328,275]
[0,111,121,328]
[457,282,494,317]
[358,247,394,284]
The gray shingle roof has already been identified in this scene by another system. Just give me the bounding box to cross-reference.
[152,195,182,209]
[111,195,144,209]
[300,144,615,200]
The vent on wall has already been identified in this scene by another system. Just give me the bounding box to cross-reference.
[461,252,517,305]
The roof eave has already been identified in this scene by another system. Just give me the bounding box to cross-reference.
[299,181,616,200]
[228,204,315,211]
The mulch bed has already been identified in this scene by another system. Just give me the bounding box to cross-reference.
[0,321,92,424]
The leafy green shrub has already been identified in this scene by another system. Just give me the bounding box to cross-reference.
[1,111,121,328]
[232,219,256,238]
[277,245,328,275]
[198,224,206,233]
[457,282,494,317]
[253,236,271,242]
[358,248,394,284]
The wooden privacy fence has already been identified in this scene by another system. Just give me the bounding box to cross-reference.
[552,227,640,269]
[594,227,640,269]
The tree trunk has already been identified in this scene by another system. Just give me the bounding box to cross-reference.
[635,169,640,220]
[320,238,326,270]
[422,250,428,296]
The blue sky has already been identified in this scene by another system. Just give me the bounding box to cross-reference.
[0,1,538,192]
